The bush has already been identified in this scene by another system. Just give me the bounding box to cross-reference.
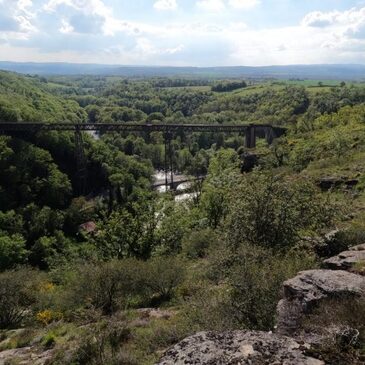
[0,268,43,328]
[42,332,57,349]
[225,171,338,249]
[182,229,218,259]
[185,243,317,331]
[0,233,28,270]
[61,257,185,315]
[63,259,146,316]
[144,256,186,304]
[303,298,365,364]
[72,321,133,365]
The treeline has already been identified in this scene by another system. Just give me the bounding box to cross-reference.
[211,80,247,92]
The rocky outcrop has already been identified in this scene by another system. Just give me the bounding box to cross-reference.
[0,347,53,365]
[317,177,358,191]
[276,269,365,336]
[157,244,365,364]
[323,243,365,273]
[157,331,324,365]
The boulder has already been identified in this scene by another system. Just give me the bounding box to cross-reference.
[276,269,365,336]
[157,331,324,365]
[317,177,358,191]
[323,244,365,273]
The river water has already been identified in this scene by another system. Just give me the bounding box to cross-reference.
[153,171,198,202]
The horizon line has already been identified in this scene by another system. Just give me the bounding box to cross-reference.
[1,61,365,68]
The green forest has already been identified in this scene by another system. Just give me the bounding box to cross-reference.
[1,70,365,364]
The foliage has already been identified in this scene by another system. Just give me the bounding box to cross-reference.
[1,72,365,364]
[71,321,133,365]
[225,171,337,249]
[182,228,218,259]
[212,80,247,92]
[143,256,185,303]
[303,298,365,364]
[63,260,146,315]
[92,198,157,260]
[62,258,184,315]
[199,149,240,228]
[0,268,44,328]
[0,233,28,270]
[185,243,317,331]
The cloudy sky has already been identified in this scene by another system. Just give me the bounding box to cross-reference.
[0,0,365,66]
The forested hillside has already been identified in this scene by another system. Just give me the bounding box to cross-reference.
[1,71,365,364]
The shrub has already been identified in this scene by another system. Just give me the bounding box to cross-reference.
[225,171,338,249]
[303,298,365,364]
[36,310,62,326]
[2,329,36,349]
[63,259,146,316]
[186,243,317,331]
[0,233,28,270]
[0,268,43,329]
[61,257,185,316]
[182,229,218,259]
[144,256,186,304]
[72,321,133,365]
[42,332,56,349]
[314,227,365,258]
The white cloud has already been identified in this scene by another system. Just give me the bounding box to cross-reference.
[154,0,177,11]
[228,0,260,10]
[196,0,225,12]
[302,7,365,29]
[2,1,365,66]
[302,10,341,27]
[59,19,74,34]
[166,44,184,54]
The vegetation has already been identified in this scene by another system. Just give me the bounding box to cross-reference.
[1,70,365,364]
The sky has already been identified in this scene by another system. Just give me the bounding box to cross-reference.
[0,0,365,66]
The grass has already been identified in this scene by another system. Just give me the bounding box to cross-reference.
[353,261,365,275]
[302,151,365,180]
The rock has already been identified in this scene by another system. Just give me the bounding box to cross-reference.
[0,347,53,365]
[276,270,365,336]
[317,177,358,191]
[318,177,344,191]
[350,243,365,251]
[137,308,176,320]
[157,331,324,365]
[78,221,96,234]
[323,244,365,273]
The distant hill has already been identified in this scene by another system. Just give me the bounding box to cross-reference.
[0,62,365,80]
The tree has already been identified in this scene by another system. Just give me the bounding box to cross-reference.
[0,234,28,270]
[92,198,157,260]
[225,171,337,249]
[199,149,240,228]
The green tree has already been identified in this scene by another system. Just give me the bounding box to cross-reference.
[225,171,337,249]
[0,234,28,270]
[92,199,157,259]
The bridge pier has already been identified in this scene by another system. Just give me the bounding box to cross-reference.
[245,125,256,149]
[264,127,275,145]
[163,131,174,191]
[74,127,88,195]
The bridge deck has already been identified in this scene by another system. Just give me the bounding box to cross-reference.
[0,122,286,134]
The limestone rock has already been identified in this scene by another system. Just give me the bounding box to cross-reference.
[157,331,324,365]
[323,244,365,273]
[276,269,365,336]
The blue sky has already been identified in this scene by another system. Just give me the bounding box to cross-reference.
[0,0,365,66]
